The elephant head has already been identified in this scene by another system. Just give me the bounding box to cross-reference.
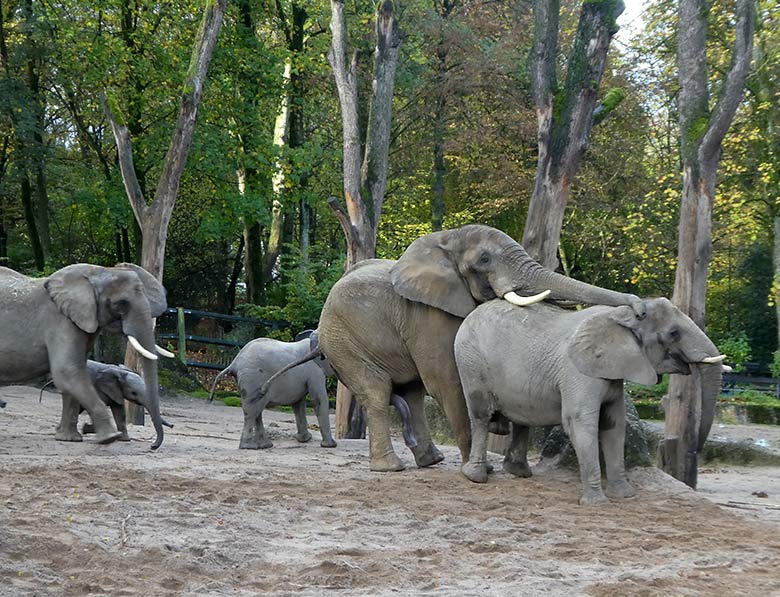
[44,263,169,449]
[389,224,641,318]
[569,297,724,449]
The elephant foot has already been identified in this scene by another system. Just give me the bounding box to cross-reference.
[369,452,405,472]
[579,489,609,506]
[606,480,636,499]
[55,428,83,442]
[503,458,532,478]
[295,431,313,443]
[94,430,123,445]
[320,437,337,448]
[411,443,445,468]
[83,422,128,439]
[461,461,488,484]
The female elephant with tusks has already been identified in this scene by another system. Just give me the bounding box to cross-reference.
[0,263,171,448]
[454,298,726,504]
[315,224,644,472]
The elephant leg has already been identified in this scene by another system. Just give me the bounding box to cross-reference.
[292,398,313,443]
[419,371,471,464]
[562,399,607,505]
[109,403,131,441]
[600,389,635,499]
[55,393,83,442]
[349,375,403,471]
[309,384,336,448]
[402,385,444,468]
[239,395,259,449]
[254,410,273,449]
[503,423,533,478]
[49,354,120,445]
[461,388,492,483]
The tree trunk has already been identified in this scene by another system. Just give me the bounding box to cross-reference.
[659,0,754,488]
[431,91,446,232]
[227,235,245,313]
[491,0,624,455]
[19,162,45,270]
[775,216,780,360]
[105,0,227,426]
[328,0,401,438]
[523,0,624,269]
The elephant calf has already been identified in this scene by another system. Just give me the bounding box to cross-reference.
[454,298,726,505]
[209,333,337,450]
[43,360,173,442]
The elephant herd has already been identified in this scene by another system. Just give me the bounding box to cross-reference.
[0,225,728,504]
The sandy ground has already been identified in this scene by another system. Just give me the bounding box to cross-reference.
[1,386,780,596]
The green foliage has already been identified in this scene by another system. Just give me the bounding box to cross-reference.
[238,246,345,336]
[716,333,752,373]
[771,351,780,379]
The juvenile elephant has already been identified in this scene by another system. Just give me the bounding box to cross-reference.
[208,333,338,449]
[454,297,726,505]
[306,224,643,472]
[41,360,174,441]
[0,263,171,447]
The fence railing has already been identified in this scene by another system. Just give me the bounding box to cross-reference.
[156,307,288,371]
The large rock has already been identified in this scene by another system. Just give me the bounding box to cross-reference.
[535,393,652,470]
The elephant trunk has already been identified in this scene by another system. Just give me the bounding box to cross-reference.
[697,362,722,451]
[680,328,723,452]
[502,246,639,307]
[124,312,165,450]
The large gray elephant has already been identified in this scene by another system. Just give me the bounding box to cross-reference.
[208,333,339,450]
[311,224,644,472]
[41,360,174,441]
[454,297,726,504]
[0,263,170,448]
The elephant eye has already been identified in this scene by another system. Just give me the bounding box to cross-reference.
[669,327,681,341]
[478,252,491,265]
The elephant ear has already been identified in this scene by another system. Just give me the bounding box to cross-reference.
[389,230,476,318]
[115,263,168,317]
[96,370,127,406]
[44,265,99,334]
[569,306,657,386]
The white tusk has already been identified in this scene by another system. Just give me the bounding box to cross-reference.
[503,289,551,307]
[701,355,726,364]
[127,335,158,361]
[156,345,176,358]
[721,364,733,373]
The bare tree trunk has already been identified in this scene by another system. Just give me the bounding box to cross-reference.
[104,0,227,425]
[522,0,624,269]
[328,0,401,438]
[19,159,45,270]
[659,0,755,488]
[490,0,624,456]
[775,216,780,362]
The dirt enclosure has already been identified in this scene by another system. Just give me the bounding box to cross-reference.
[1,386,780,596]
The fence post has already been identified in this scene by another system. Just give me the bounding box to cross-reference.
[177,307,187,365]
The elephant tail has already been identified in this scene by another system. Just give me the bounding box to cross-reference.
[251,349,322,404]
[207,366,233,403]
[39,379,56,403]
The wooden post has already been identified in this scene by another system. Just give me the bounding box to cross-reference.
[177,307,187,365]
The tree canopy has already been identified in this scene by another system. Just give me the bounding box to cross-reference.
[0,0,776,369]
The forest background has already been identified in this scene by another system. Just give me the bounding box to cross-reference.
[0,0,778,374]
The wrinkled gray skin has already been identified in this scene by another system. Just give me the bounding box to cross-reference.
[41,360,174,441]
[455,298,723,505]
[0,264,168,447]
[208,333,337,449]
[317,224,643,472]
